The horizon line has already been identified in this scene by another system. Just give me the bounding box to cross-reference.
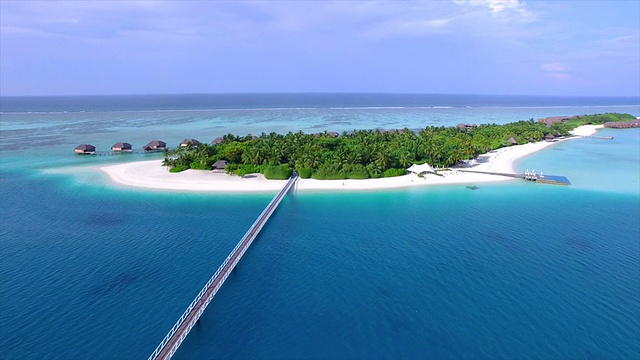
[2,92,640,99]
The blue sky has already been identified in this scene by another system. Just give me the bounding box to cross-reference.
[1,0,638,96]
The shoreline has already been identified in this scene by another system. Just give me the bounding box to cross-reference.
[94,125,602,193]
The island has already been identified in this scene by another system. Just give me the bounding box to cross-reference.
[99,113,634,192]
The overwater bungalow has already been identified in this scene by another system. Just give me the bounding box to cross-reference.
[211,160,228,172]
[211,137,224,145]
[111,142,133,152]
[604,120,640,128]
[75,144,96,154]
[143,140,166,152]
[180,138,200,147]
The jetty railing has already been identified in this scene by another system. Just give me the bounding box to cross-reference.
[576,135,613,140]
[457,169,570,185]
[456,169,523,178]
[148,173,298,360]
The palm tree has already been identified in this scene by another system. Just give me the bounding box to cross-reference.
[194,143,209,167]
[398,150,412,168]
[375,150,389,170]
[367,162,383,178]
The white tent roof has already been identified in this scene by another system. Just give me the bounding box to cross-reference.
[407,163,435,174]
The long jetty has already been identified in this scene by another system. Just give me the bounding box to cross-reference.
[457,169,523,178]
[457,169,570,185]
[576,135,613,140]
[148,173,299,360]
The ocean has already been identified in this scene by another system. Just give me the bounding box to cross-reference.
[1,94,639,359]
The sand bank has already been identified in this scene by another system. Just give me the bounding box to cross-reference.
[97,125,602,193]
[570,124,603,136]
[99,159,511,193]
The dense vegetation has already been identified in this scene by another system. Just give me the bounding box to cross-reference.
[163,113,634,179]
[548,113,635,134]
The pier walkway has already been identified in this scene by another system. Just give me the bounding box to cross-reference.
[148,173,299,360]
[457,169,570,185]
[90,149,163,156]
[457,169,523,178]
[576,135,613,140]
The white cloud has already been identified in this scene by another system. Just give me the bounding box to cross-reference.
[549,73,570,80]
[541,62,567,72]
[452,0,538,22]
[367,17,452,37]
[482,0,523,13]
[541,62,571,81]
[453,0,524,13]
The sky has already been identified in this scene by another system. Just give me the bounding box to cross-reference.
[1,0,639,97]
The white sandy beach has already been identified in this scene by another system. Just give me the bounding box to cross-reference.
[97,125,602,193]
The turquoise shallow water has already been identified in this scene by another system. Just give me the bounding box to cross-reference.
[1,94,638,172]
[516,128,640,194]
[1,94,639,359]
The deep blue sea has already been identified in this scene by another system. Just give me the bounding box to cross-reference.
[1,94,639,359]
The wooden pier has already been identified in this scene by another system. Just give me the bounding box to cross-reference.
[457,169,521,178]
[148,173,299,360]
[576,135,613,140]
[458,169,571,185]
[79,149,161,156]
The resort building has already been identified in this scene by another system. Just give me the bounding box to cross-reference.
[456,123,477,130]
[313,131,340,137]
[143,140,167,152]
[507,137,517,145]
[74,144,96,154]
[211,137,224,145]
[538,115,582,127]
[211,160,228,172]
[111,142,133,152]
[604,120,640,128]
[544,133,556,141]
[180,138,200,147]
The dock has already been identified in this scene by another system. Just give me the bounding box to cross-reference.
[524,171,571,185]
[90,150,147,156]
[148,172,299,360]
[458,169,571,185]
[576,135,613,140]
[533,175,571,185]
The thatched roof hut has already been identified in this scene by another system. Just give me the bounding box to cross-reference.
[314,131,340,138]
[111,142,132,151]
[456,123,476,130]
[143,140,166,151]
[544,133,556,141]
[74,144,96,154]
[212,160,228,171]
[506,137,517,145]
[180,138,200,147]
[211,137,224,145]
